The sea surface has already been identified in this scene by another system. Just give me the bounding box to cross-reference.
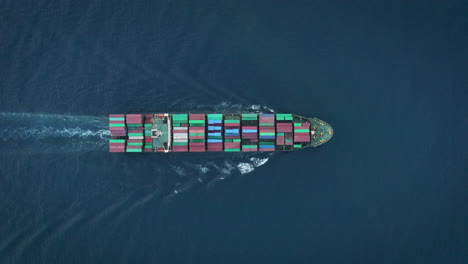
[1,0,467,263]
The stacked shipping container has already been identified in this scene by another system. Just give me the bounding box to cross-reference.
[293,122,311,148]
[109,139,126,152]
[126,114,143,152]
[172,114,189,152]
[207,114,223,152]
[189,114,206,152]
[224,115,241,152]
[259,114,275,151]
[241,114,258,152]
[109,114,127,137]
[144,114,153,152]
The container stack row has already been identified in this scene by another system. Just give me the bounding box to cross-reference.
[126,114,143,152]
[109,139,126,152]
[241,114,258,152]
[109,114,127,137]
[172,114,189,152]
[224,115,241,152]
[293,122,311,149]
[276,120,293,147]
[189,114,206,152]
[144,114,153,152]
[207,114,223,152]
[259,114,275,151]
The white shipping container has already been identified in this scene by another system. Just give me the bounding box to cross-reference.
[128,136,144,140]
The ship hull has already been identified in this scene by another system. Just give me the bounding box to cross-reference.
[109,113,333,153]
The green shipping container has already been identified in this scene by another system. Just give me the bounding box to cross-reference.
[277,133,285,136]
[109,123,125,127]
[109,117,125,121]
[190,139,206,143]
[173,142,188,146]
[128,133,143,136]
[233,139,241,142]
[294,129,309,133]
[294,144,302,148]
[294,123,303,126]
[259,132,275,136]
[127,142,143,146]
[224,148,240,152]
[259,142,275,145]
[126,149,143,152]
[109,139,126,143]
[144,145,153,149]
[189,133,204,136]
[242,145,257,149]
[224,120,240,123]
[144,124,152,127]
[189,120,205,124]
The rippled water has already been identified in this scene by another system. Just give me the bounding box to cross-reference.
[1,0,467,263]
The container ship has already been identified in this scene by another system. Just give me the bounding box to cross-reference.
[109,113,333,152]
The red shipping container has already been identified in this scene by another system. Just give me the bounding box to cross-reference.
[259,148,275,151]
[242,126,258,130]
[110,146,125,150]
[110,126,126,130]
[277,128,292,132]
[110,149,125,152]
[144,149,153,152]
[109,120,125,124]
[224,142,240,148]
[189,142,205,146]
[109,114,125,117]
[111,134,127,137]
[127,139,142,143]
[224,123,240,127]
[145,139,152,143]
[276,136,285,145]
[224,136,240,139]
[189,114,205,120]
[145,114,153,118]
[189,136,205,139]
[172,149,188,152]
[110,143,126,147]
[127,145,142,149]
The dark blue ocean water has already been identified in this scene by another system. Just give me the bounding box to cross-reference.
[1,0,467,263]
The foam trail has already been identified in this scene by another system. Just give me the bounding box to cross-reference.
[0,112,110,153]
